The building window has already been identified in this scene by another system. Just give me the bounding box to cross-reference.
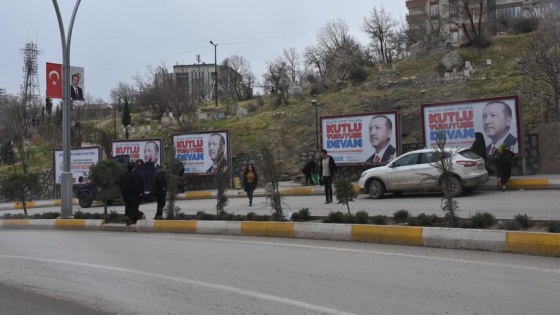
[450,31,459,43]
[430,4,439,16]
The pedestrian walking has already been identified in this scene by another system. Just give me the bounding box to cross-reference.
[318,149,337,204]
[152,164,168,219]
[301,159,316,186]
[471,132,492,174]
[119,162,144,226]
[243,163,258,206]
[494,143,514,191]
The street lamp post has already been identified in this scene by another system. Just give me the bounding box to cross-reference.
[311,100,322,150]
[52,0,81,218]
[106,104,116,139]
[209,40,218,107]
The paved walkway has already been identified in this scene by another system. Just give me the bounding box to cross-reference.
[1,175,559,211]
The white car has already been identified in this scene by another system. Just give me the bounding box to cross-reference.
[358,148,489,199]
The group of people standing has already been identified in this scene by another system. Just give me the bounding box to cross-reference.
[301,149,338,204]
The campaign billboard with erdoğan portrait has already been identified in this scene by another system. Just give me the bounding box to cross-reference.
[320,112,399,164]
[111,139,162,167]
[46,62,84,99]
[421,95,522,155]
[172,131,229,174]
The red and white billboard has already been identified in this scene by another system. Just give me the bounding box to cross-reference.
[172,131,229,174]
[46,62,85,100]
[53,147,100,185]
[421,95,522,154]
[320,112,399,164]
[111,139,162,167]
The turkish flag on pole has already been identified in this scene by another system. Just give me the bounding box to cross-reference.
[46,62,62,99]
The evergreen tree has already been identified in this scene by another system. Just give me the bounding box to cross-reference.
[122,99,131,139]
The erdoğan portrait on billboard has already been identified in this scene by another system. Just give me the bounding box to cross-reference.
[421,95,521,155]
[111,139,162,167]
[172,131,229,174]
[46,62,85,100]
[320,112,399,164]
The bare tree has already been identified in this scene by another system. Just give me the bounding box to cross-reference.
[442,0,489,46]
[362,5,398,63]
[110,82,137,107]
[263,59,290,106]
[280,47,301,83]
[304,19,361,80]
[223,55,254,100]
[519,11,560,122]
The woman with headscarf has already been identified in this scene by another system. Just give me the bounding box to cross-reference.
[495,143,514,191]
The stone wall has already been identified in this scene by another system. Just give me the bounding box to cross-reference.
[536,122,560,174]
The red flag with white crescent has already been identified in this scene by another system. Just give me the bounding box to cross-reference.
[46,62,62,99]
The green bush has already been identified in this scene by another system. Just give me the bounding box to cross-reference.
[514,213,533,228]
[323,211,345,223]
[416,213,438,226]
[471,212,496,229]
[354,210,369,224]
[407,216,419,226]
[371,215,387,225]
[74,210,85,219]
[291,208,311,222]
[547,220,560,233]
[393,210,410,223]
[342,213,355,223]
[501,221,521,231]
[196,211,215,221]
[108,210,120,222]
[246,212,257,221]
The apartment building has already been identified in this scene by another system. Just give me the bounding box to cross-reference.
[406,0,559,44]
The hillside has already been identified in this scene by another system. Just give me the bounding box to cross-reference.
[0,33,536,177]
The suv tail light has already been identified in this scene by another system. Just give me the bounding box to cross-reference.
[455,160,477,167]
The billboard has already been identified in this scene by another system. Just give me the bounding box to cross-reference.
[53,147,100,185]
[320,111,399,164]
[421,95,521,154]
[111,139,162,167]
[172,131,229,174]
[46,62,85,100]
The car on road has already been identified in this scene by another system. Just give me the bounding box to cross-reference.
[358,148,489,199]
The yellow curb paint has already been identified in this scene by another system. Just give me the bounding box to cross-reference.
[500,179,548,188]
[280,187,313,196]
[54,199,62,206]
[352,225,423,246]
[352,185,360,194]
[154,220,197,233]
[55,219,86,228]
[14,201,36,209]
[506,232,560,257]
[241,222,294,238]
[2,219,30,226]
[186,191,213,199]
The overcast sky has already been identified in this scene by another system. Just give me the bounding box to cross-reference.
[0,0,406,102]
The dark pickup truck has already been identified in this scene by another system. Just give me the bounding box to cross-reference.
[76,156,157,208]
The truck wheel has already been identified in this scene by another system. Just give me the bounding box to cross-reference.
[78,192,93,208]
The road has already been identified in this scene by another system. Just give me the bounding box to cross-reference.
[1,190,559,220]
[0,230,558,314]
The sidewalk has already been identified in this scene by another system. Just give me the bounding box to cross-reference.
[1,175,559,212]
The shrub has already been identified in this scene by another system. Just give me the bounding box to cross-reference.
[371,215,387,225]
[196,211,215,221]
[393,210,410,223]
[246,101,259,114]
[501,221,521,230]
[309,83,325,96]
[416,213,438,226]
[108,210,120,222]
[406,216,419,226]
[458,219,473,229]
[323,211,345,223]
[246,212,257,221]
[291,208,311,222]
[513,17,539,34]
[342,213,355,223]
[514,213,533,228]
[354,210,369,224]
[547,220,560,233]
[349,67,368,83]
[74,210,85,219]
[471,212,495,229]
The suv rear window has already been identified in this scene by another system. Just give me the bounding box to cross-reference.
[458,149,480,159]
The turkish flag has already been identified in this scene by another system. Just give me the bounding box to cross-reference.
[46,62,62,99]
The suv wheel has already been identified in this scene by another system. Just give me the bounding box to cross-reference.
[368,179,386,199]
[78,191,93,208]
[441,176,463,197]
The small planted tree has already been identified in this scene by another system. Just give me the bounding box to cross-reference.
[121,99,131,140]
[0,172,41,217]
[214,161,230,218]
[89,159,125,218]
[165,149,182,220]
[433,131,460,227]
[259,145,284,220]
[334,178,358,215]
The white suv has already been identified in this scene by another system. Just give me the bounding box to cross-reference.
[358,148,489,199]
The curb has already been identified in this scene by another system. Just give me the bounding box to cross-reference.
[2,219,559,258]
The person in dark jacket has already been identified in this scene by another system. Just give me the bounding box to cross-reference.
[471,132,492,174]
[495,143,515,191]
[152,164,168,219]
[318,149,338,204]
[301,160,316,186]
[243,163,258,206]
[119,162,144,225]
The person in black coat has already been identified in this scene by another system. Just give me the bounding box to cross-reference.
[318,149,338,204]
[471,132,492,174]
[301,160,316,186]
[119,162,144,225]
[152,164,168,220]
[495,143,515,191]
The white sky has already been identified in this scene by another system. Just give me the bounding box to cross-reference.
[0,0,407,102]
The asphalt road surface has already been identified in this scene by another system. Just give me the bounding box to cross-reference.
[0,230,559,314]
[2,190,559,220]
